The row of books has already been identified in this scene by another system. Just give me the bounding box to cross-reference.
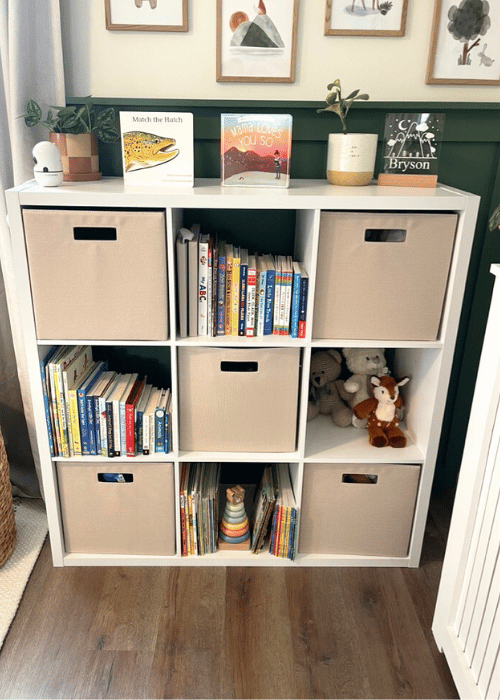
[176,224,309,339]
[179,463,298,560]
[40,345,172,459]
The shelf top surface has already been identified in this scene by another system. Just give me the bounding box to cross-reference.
[9,177,476,210]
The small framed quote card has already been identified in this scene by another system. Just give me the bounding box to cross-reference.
[221,113,293,188]
[378,113,446,188]
[120,112,194,187]
[426,0,500,85]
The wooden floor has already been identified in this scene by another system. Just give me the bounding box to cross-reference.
[0,492,458,700]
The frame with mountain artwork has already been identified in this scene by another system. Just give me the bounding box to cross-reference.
[216,0,299,83]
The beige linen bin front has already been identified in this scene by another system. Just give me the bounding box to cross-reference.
[22,209,169,340]
[299,462,420,557]
[57,462,176,555]
[178,347,300,452]
[313,211,457,341]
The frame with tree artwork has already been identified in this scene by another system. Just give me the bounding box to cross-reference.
[426,0,500,84]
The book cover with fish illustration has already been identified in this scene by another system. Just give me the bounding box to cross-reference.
[120,111,194,187]
[221,113,292,188]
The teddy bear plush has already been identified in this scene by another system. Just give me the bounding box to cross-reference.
[307,349,352,427]
[335,348,390,428]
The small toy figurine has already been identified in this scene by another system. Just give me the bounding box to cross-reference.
[353,375,410,448]
[32,141,63,187]
[219,485,251,550]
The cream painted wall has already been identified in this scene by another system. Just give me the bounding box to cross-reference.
[60,0,500,103]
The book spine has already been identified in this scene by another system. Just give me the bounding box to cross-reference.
[290,270,301,338]
[207,241,213,337]
[298,275,309,339]
[93,395,102,456]
[273,266,282,336]
[211,245,218,337]
[53,368,69,458]
[105,400,114,458]
[68,389,81,456]
[164,410,169,453]
[216,253,226,336]
[238,263,248,336]
[180,466,187,556]
[264,269,275,336]
[224,256,232,335]
[78,388,90,455]
[198,238,209,336]
[40,350,57,458]
[143,412,150,456]
[136,411,143,455]
[245,266,256,337]
[279,268,287,336]
[155,407,165,453]
[125,403,136,457]
[257,269,267,336]
[230,256,240,336]
[119,401,128,456]
[97,396,107,457]
[87,393,97,456]
[283,267,292,335]
[113,400,121,457]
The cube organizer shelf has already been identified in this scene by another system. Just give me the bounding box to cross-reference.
[4,178,480,568]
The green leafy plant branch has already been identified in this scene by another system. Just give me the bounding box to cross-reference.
[23,97,119,143]
[317,79,369,135]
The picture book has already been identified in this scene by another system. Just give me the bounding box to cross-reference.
[120,111,194,187]
[221,114,292,188]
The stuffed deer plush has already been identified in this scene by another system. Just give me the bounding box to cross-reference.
[353,375,410,448]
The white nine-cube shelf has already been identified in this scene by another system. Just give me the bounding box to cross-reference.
[5,178,480,568]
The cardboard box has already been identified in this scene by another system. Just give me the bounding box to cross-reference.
[178,347,300,452]
[22,209,168,340]
[313,211,457,340]
[299,462,420,557]
[57,462,176,555]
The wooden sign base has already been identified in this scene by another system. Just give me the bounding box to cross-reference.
[218,537,251,551]
[377,173,438,188]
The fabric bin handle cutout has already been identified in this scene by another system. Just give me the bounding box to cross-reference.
[364,229,407,243]
[73,227,117,241]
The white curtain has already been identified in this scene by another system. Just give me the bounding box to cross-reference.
[0,0,65,496]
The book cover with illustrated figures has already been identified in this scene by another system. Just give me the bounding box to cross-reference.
[221,113,292,188]
[120,111,194,186]
[382,113,446,176]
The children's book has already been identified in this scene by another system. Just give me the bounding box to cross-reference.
[221,114,292,188]
[245,254,257,338]
[238,249,248,337]
[188,224,201,337]
[198,233,210,336]
[176,227,193,338]
[120,111,194,187]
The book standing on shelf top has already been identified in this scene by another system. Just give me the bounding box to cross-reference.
[120,111,194,187]
[221,114,293,188]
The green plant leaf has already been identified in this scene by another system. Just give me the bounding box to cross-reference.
[325,92,338,106]
[95,107,116,125]
[94,124,120,143]
[345,89,360,100]
[56,106,78,118]
[327,79,341,91]
[356,94,370,100]
[25,100,41,118]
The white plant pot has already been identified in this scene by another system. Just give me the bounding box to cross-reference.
[326,133,378,186]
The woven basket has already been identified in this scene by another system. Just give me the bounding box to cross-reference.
[0,426,16,567]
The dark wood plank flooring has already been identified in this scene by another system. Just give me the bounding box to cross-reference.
[0,492,458,699]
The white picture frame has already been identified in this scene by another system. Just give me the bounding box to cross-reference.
[105,0,188,32]
[324,0,408,36]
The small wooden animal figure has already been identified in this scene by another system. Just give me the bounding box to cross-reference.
[219,485,250,549]
[353,375,410,448]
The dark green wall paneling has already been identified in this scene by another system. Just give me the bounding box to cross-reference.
[73,98,500,493]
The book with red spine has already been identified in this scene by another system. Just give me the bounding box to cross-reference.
[125,376,146,457]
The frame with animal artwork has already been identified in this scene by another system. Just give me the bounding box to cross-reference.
[105,0,188,32]
[324,0,408,36]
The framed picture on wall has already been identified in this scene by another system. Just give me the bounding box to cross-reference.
[104,0,188,32]
[324,0,408,36]
[426,0,500,84]
[216,0,299,83]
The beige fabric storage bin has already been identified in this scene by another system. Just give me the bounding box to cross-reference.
[299,462,420,557]
[178,347,300,452]
[57,462,176,555]
[22,209,168,340]
[313,211,457,340]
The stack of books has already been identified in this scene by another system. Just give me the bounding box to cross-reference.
[179,463,297,560]
[180,463,221,556]
[40,345,172,458]
[176,225,308,339]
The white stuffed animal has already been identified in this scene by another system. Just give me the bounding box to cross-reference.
[336,348,390,428]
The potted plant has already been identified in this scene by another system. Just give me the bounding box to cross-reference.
[317,79,378,186]
[23,97,119,181]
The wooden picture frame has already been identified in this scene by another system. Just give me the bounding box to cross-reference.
[324,0,408,36]
[216,0,299,83]
[426,0,500,85]
[105,0,188,32]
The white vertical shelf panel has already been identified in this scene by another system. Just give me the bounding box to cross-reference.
[4,178,480,569]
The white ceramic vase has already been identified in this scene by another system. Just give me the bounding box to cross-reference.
[326,133,378,186]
